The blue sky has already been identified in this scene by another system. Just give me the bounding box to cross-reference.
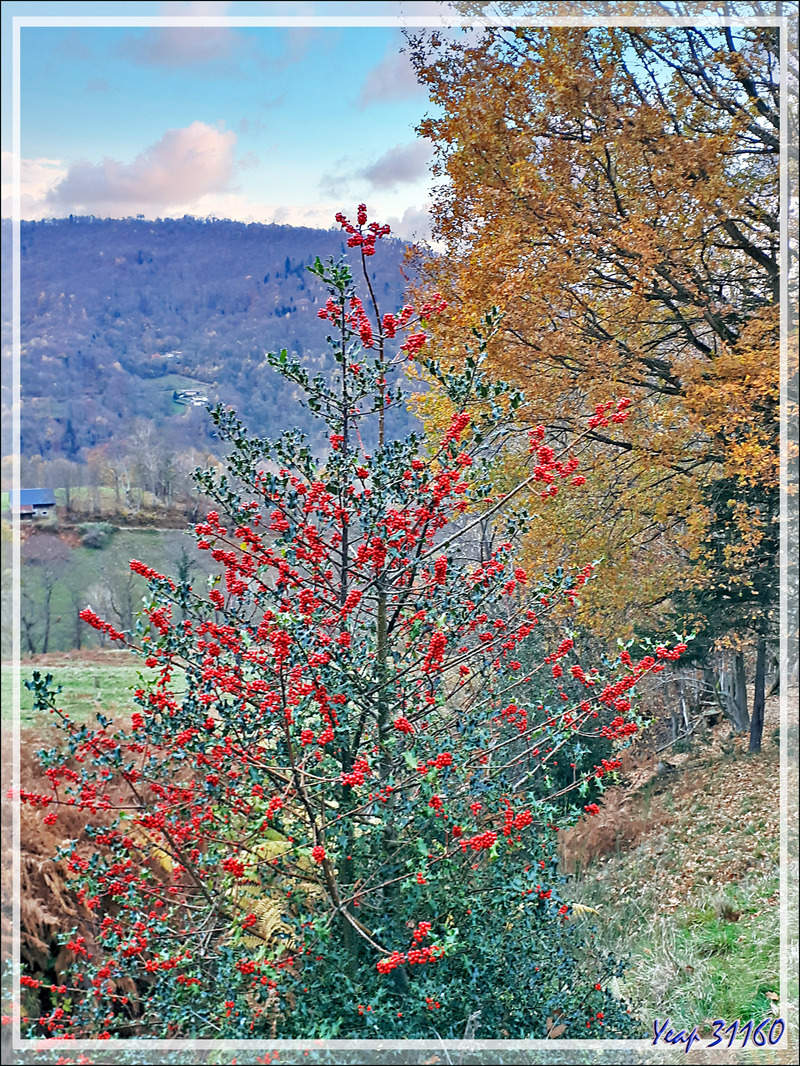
[2,2,459,238]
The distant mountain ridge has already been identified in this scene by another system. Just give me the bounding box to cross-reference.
[4,216,416,460]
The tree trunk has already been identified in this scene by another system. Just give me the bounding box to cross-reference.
[72,598,83,651]
[41,585,53,655]
[734,651,749,729]
[335,302,359,979]
[749,636,767,754]
[704,663,723,714]
[717,651,750,732]
[767,648,780,697]
[678,677,691,738]
[21,613,37,656]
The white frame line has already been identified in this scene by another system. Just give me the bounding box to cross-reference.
[8,6,794,1059]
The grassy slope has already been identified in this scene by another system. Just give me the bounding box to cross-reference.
[564,693,785,1039]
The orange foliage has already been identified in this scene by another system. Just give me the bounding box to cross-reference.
[407,21,780,635]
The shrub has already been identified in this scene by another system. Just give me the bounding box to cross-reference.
[78,522,117,549]
[19,208,684,1040]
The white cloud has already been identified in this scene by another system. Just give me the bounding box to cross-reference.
[0,148,428,236]
[318,140,433,203]
[357,35,425,108]
[2,149,435,246]
[44,122,237,217]
[1,153,67,219]
[361,140,432,192]
[236,198,433,245]
[180,194,341,230]
[386,204,432,243]
[268,202,346,229]
[142,194,431,244]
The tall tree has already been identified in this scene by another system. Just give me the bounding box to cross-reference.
[407,13,781,716]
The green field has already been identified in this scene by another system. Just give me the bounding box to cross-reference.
[10,526,212,659]
[140,372,217,417]
[1,657,147,727]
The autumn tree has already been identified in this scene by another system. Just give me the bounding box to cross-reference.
[406,6,783,732]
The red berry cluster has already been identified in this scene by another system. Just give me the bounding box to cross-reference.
[588,396,632,428]
[335,204,390,256]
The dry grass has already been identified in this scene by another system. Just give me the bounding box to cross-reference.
[563,692,786,1040]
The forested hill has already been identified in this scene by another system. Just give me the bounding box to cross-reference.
[8,216,415,460]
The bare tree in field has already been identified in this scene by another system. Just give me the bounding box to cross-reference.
[20,533,70,655]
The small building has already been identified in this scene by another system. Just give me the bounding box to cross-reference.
[174,388,210,407]
[9,488,57,519]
